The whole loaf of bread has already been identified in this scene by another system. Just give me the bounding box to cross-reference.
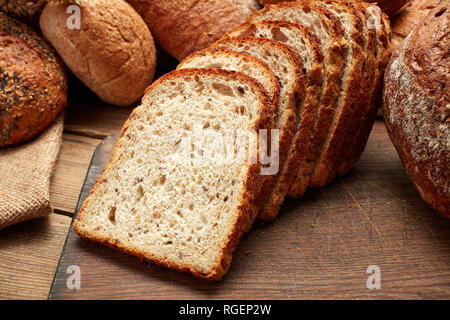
[383,3,449,218]
[40,0,156,107]
[126,0,260,60]
[0,12,67,148]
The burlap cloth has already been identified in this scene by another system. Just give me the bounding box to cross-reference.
[0,114,64,230]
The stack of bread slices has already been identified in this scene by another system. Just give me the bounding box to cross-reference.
[74,0,391,280]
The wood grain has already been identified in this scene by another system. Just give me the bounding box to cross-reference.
[50,134,101,215]
[48,121,450,299]
[0,214,72,300]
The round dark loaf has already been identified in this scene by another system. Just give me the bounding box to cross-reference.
[0,12,67,148]
[383,4,449,218]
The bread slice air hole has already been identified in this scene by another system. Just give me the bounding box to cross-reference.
[212,82,235,96]
[108,206,117,224]
[137,185,144,200]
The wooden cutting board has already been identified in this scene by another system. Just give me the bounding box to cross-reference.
[48,121,450,299]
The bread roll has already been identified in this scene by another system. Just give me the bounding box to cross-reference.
[40,0,156,107]
[0,12,67,148]
[126,0,260,60]
[383,3,449,218]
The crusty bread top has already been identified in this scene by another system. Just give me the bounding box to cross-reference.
[250,1,345,41]
[225,19,324,71]
[403,5,449,108]
[259,0,409,16]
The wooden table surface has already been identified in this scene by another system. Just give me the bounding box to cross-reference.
[1,74,449,299]
[0,91,133,300]
[0,50,178,300]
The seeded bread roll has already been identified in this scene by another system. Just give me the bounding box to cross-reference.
[39,0,156,107]
[126,0,260,60]
[383,4,449,218]
[0,12,67,148]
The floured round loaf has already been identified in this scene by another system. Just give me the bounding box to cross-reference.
[383,4,449,218]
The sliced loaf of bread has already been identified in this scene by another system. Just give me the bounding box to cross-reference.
[325,0,377,181]
[247,1,345,198]
[210,36,305,215]
[74,68,274,280]
[336,1,391,177]
[308,0,366,187]
[224,20,324,219]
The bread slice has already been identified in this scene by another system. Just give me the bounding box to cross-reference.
[210,36,305,217]
[247,2,345,199]
[307,0,365,187]
[325,0,377,181]
[336,1,391,176]
[177,48,280,114]
[224,20,324,219]
[73,68,274,281]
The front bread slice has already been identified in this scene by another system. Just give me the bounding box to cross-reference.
[74,68,274,280]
